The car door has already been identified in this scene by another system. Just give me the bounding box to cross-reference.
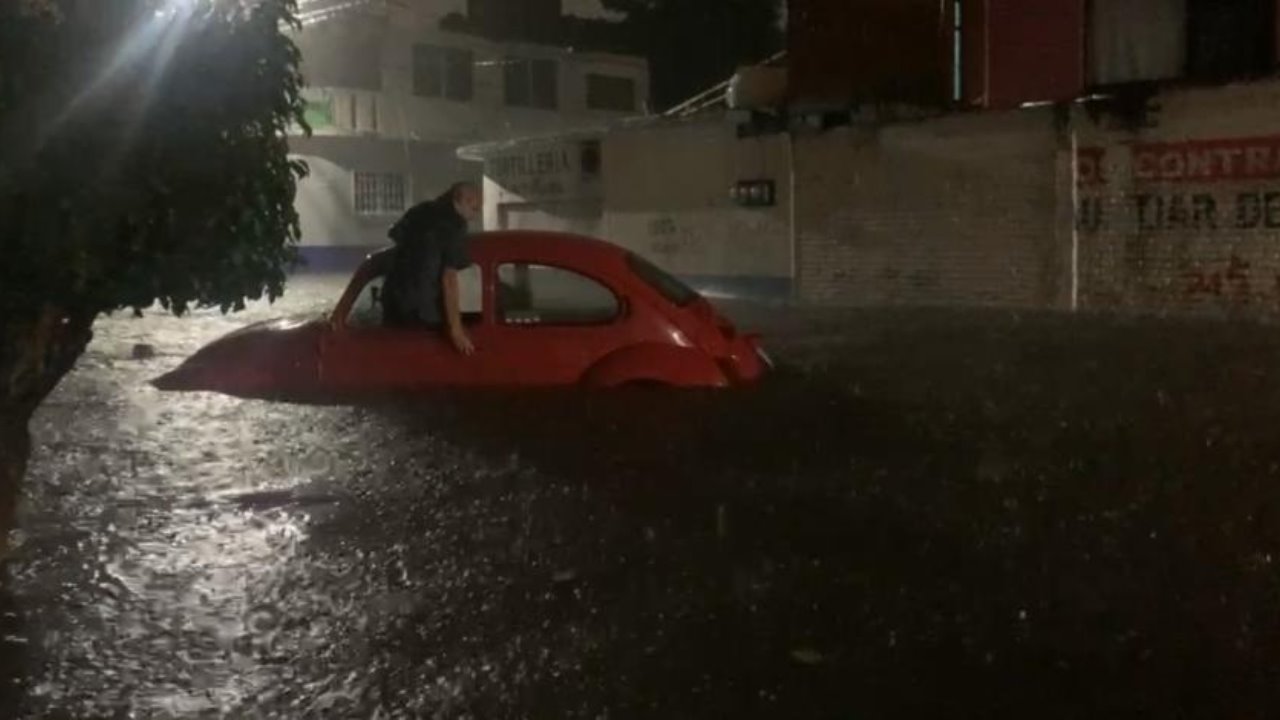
[486,261,628,385]
[319,265,511,390]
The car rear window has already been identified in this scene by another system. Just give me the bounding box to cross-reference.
[626,253,699,307]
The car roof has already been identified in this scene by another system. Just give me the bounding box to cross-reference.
[360,230,632,271]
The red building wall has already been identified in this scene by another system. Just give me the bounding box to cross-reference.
[978,0,1085,109]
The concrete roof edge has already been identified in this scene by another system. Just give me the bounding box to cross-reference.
[455,111,736,161]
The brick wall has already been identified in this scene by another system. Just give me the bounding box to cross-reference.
[794,109,1066,307]
[795,78,1280,316]
[1072,81,1280,316]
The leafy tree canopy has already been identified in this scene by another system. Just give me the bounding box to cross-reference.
[0,0,308,549]
[1,0,307,412]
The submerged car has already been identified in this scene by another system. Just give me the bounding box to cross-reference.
[152,231,771,398]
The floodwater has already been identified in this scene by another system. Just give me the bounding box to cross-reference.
[5,277,1280,717]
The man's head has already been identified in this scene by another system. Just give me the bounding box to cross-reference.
[447,182,482,222]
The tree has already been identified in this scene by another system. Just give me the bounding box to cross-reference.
[0,0,307,554]
[600,0,782,110]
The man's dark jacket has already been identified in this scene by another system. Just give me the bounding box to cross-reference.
[383,191,470,327]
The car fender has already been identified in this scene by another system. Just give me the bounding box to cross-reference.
[581,342,729,389]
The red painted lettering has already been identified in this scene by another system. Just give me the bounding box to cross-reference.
[1246,146,1271,176]
[1214,147,1244,177]
[1076,148,1106,186]
[1160,151,1186,180]
[1134,151,1158,181]
[1186,149,1215,179]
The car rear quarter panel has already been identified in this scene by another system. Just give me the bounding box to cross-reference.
[581,342,729,388]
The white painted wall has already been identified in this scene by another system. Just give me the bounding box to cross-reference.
[472,117,794,297]
[293,135,478,253]
[479,134,605,236]
[603,119,792,290]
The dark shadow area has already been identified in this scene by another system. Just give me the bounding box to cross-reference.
[0,582,31,718]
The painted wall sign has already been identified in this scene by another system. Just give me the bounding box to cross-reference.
[1078,135,1280,186]
[1132,137,1280,183]
[1073,131,1280,309]
[1075,191,1280,234]
[1075,135,1280,235]
[487,147,585,201]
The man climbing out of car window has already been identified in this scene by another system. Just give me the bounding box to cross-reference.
[383,181,482,355]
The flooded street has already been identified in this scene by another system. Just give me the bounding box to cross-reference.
[5,277,1280,717]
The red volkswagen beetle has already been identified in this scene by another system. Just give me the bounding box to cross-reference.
[153,231,771,398]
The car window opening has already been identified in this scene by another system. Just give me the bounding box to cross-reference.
[346,267,483,329]
[497,262,619,326]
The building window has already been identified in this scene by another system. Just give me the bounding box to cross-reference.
[354,172,407,215]
[413,44,473,101]
[586,73,636,112]
[1088,0,1276,87]
[1089,0,1187,85]
[580,140,601,176]
[504,57,558,109]
[303,97,334,129]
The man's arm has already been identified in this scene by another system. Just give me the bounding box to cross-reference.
[441,225,473,355]
[442,268,474,355]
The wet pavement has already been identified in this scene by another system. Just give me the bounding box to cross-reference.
[5,277,1280,717]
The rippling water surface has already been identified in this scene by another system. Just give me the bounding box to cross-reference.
[7,278,1280,717]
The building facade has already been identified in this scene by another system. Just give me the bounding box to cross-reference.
[457,0,1280,319]
[288,0,648,270]
[461,114,794,301]
[786,0,1280,317]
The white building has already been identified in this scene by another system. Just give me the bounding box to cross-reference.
[288,0,649,270]
[457,59,795,302]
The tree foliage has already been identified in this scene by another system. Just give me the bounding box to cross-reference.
[0,0,308,550]
[0,0,308,415]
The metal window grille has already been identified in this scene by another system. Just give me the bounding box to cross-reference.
[354,172,407,215]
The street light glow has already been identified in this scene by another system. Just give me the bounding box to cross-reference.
[153,0,197,20]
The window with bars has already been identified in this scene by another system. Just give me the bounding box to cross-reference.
[354,172,407,215]
[412,44,474,101]
[504,57,558,109]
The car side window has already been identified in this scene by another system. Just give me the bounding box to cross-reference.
[458,265,483,320]
[497,263,619,326]
[346,265,484,328]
